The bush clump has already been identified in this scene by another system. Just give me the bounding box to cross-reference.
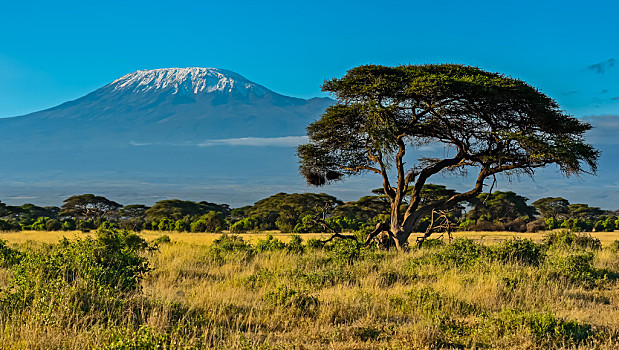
[491,238,547,266]
[480,309,593,345]
[544,230,602,250]
[0,239,22,267]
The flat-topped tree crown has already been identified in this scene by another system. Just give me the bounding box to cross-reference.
[298,63,599,250]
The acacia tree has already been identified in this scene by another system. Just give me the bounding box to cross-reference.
[60,194,122,221]
[298,64,599,250]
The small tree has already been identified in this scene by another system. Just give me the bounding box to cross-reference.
[298,64,599,250]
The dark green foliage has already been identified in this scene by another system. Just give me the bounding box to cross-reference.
[207,234,254,264]
[286,234,304,253]
[211,234,251,253]
[609,240,619,253]
[152,235,171,246]
[546,252,597,285]
[60,194,121,221]
[468,191,537,223]
[544,230,602,250]
[255,234,286,252]
[306,238,324,249]
[325,238,363,265]
[491,238,547,266]
[76,219,95,232]
[428,238,489,267]
[533,197,570,220]
[145,199,229,222]
[229,217,258,233]
[45,219,62,231]
[480,309,592,344]
[232,192,341,232]
[0,239,22,267]
[190,211,225,232]
[0,218,20,231]
[1,229,150,323]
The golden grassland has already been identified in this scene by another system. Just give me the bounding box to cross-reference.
[3,229,619,246]
[1,229,619,348]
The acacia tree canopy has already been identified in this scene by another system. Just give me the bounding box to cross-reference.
[298,64,599,250]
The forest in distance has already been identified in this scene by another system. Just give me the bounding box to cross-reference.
[0,187,617,238]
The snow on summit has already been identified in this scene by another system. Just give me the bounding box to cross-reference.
[109,67,268,96]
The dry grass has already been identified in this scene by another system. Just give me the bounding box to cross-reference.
[1,230,619,348]
[3,228,619,247]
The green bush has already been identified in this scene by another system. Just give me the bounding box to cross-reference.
[206,234,254,265]
[104,326,179,350]
[191,211,225,233]
[544,230,601,250]
[229,217,258,233]
[546,252,597,285]
[325,238,362,265]
[492,238,546,266]
[286,234,304,253]
[2,229,150,321]
[0,239,22,267]
[45,219,62,231]
[480,309,593,344]
[152,235,171,246]
[255,234,286,253]
[429,238,489,266]
[0,219,20,231]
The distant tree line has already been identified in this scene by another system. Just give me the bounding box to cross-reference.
[0,189,617,234]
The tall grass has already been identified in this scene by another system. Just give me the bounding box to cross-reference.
[0,230,618,349]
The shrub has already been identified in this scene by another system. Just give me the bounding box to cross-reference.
[326,238,362,265]
[526,219,546,233]
[61,219,76,231]
[255,234,286,253]
[429,238,489,266]
[480,309,593,344]
[76,219,95,232]
[191,211,225,233]
[286,234,304,253]
[3,229,150,318]
[152,235,171,246]
[492,238,546,266]
[390,286,478,318]
[544,230,601,250]
[45,219,62,231]
[0,219,20,231]
[306,238,324,249]
[546,252,597,285]
[30,217,48,231]
[0,239,22,267]
[104,326,174,350]
[230,217,258,233]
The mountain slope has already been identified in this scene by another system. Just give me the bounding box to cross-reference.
[0,67,333,148]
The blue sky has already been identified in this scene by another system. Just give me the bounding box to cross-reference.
[1,0,618,119]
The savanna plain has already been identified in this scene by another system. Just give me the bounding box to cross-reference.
[1,229,619,349]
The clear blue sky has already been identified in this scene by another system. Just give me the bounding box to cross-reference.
[1,0,618,119]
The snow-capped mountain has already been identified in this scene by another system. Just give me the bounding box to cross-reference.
[0,67,333,147]
[110,67,268,96]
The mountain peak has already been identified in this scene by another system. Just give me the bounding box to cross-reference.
[108,67,268,96]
